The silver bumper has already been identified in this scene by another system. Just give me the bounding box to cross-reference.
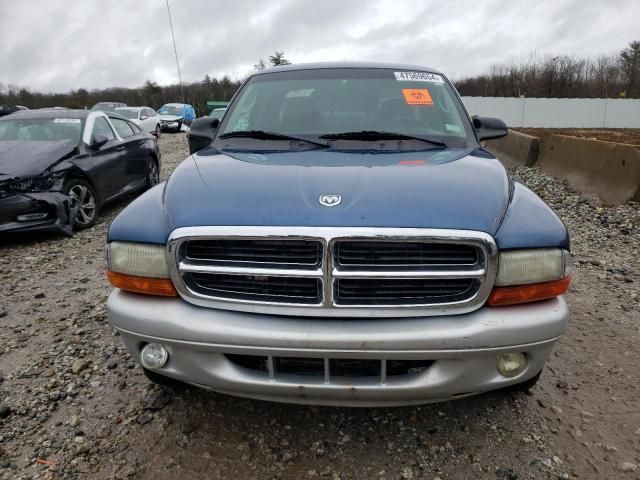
[107,290,568,406]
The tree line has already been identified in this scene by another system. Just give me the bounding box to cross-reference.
[2,43,639,111]
[0,51,293,114]
[0,76,243,116]
[455,41,640,99]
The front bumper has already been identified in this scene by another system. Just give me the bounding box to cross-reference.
[107,290,568,406]
[160,120,181,129]
[0,192,76,236]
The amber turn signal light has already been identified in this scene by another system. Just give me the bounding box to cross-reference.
[488,276,571,306]
[107,271,178,297]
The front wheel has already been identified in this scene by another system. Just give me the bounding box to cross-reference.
[65,178,99,229]
[146,158,160,189]
[154,124,161,138]
[175,121,182,133]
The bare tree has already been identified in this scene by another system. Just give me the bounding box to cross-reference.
[454,42,639,99]
[619,41,640,97]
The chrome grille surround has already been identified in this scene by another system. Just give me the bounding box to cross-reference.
[167,227,498,318]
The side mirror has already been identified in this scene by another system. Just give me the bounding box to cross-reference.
[472,116,508,141]
[92,134,109,148]
[188,116,220,154]
[140,115,148,120]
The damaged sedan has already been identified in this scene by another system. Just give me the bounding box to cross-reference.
[0,109,161,236]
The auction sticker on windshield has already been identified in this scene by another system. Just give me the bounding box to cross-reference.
[402,89,434,105]
[53,118,81,123]
[394,71,444,83]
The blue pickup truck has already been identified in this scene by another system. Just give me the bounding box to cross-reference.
[105,62,571,406]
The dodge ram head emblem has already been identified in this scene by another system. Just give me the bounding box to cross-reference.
[319,194,342,207]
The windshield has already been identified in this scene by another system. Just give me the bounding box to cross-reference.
[115,109,139,119]
[158,105,183,115]
[217,68,474,150]
[0,117,82,143]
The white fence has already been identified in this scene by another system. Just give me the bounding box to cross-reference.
[461,97,640,128]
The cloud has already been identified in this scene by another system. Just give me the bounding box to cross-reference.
[0,0,638,92]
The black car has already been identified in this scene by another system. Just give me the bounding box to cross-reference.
[0,105,20,118]
[0,109,161,235]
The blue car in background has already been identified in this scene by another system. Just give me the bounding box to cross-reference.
[157,103,196,132]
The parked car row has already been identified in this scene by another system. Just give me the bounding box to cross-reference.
[114,107,162,137]
[92,102,197,133]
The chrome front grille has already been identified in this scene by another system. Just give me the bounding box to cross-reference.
[168,227,498,317]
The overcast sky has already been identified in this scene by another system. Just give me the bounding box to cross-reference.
[1,0,638,92]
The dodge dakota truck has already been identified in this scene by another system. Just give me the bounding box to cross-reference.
[106,62,571,406]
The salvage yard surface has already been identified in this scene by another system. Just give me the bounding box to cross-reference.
[0,134,639,480]
[515,128,640,146]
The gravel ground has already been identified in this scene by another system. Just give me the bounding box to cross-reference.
[0,133,639,480]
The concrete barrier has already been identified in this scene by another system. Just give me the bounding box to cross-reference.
[538,135,640,205]
[484,130,540,168]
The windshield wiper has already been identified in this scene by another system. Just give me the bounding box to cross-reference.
[218,130,330,148]
[319,130,447,147]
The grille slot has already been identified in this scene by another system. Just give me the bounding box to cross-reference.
[187,273,322,304]
[336,241,478,269]
[224,354,435,383]
[335,278,476,305]
[185,239,322,267]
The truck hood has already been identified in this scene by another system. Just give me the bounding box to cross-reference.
[0,140,77,179]
[163,148,511,234]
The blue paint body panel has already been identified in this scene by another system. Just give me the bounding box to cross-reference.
[162,148,510,233]
[108,142,569,250]
[108,183,169,243]
[108,146,569,250]
[494,182,570,250]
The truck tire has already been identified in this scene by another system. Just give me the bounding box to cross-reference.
[145,158,160,189]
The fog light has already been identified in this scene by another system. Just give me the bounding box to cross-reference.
[497,353,527,378]
[140,343,168,369]
[17,213,48,221]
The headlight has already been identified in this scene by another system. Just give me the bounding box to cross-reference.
[106,242,177,296]
[495,249,571,286]
[489,248,571,306]
[107,242,169,278]
[7,173,58,193]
